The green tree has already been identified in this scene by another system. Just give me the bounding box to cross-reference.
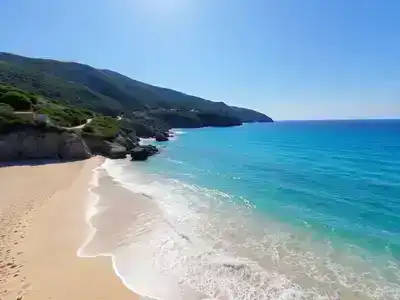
[0,91,32,111]
[0,103,30,133]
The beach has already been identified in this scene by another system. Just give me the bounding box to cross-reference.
[0,157,137,300]
[0,121,399,300]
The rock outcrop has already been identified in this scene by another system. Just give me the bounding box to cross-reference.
[130,145,159,161]
[155,131,169,142]
[59,132,92,160]
[0,123,161,162]
[0,128,91,161]
[115,132,139,150]
[83,132,139,159]
[105,142,128,159]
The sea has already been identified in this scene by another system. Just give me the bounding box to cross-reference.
[79,120,400,300]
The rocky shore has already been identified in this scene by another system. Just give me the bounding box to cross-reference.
[0,125,164,162]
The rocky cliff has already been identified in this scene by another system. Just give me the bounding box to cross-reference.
[0,126,151,162]
[0,128,91,161]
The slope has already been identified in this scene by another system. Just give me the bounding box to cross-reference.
[0,52,273,124]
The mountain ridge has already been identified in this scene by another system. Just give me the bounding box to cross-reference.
[0,52,272,124]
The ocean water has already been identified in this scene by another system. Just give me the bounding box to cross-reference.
[80,120,400,300]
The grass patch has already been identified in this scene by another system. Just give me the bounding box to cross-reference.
[35,102,92,127]
[82,116,119,140]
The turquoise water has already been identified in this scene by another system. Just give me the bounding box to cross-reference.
[94,120,400,299]
[151,120,400,258]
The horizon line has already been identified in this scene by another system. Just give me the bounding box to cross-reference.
[273,117,400,122]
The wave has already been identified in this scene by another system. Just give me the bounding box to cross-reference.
[78,158,400,300]
[77,162,102,257]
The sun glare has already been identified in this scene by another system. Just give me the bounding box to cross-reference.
[137,0,188,15]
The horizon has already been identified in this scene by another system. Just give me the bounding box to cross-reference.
[1,0,400,121]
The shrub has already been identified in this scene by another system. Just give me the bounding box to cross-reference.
[0,103,31,133]
[28,94,40,105]
[82,125,94,133]
[0,103,14,112]
[0,91,32,111]
[82,116,119,140]
[35,103,91,127]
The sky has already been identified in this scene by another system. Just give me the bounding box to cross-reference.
[1,0,399,120]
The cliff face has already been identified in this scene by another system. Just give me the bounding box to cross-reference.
[0,129,91,161]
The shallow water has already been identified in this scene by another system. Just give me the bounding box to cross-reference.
[80,120,400,299]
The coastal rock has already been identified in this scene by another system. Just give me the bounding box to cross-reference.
[115,133,139,150]
[106,142,128,159]
[140,145,159,157]
[0,128,91,161]
[130,145,159,161]
[83,136,129,159]
[59,132,92,160]
[155,131,169,142]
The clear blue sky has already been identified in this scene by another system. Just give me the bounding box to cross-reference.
[1,0,399,120]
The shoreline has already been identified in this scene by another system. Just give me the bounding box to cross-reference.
[78,158,159,300]
[0,157,138,300]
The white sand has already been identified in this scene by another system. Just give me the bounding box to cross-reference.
[0,157,138,300]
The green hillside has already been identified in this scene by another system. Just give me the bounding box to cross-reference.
[0,52,273,127]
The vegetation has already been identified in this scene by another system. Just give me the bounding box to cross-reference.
[35,102,93,127]
[82,116,120,140]
[0,91,32,111]
[0,54,274,162]
[0,102,31,133]
[0,52,273,145]
[0,83,94,128]
[0,52,273,129]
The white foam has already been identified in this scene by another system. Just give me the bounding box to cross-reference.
[77,161,102,257]
[77,160,160,299]
[140,138,156,145]
[171,129,186,135]
[79,158,400,300]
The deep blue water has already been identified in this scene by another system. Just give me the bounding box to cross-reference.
[101,119,400,299]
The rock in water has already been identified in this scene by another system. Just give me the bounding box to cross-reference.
[140,145,159,156]
[130,148,149,161]
[155,131,169,142]
[130,145,159,161]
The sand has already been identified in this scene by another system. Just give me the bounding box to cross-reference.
[0,157,138,300]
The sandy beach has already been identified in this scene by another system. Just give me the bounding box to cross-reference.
[0,157,138,300]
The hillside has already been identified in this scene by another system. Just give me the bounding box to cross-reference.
[0,52,273,127]
[0,82,159,161]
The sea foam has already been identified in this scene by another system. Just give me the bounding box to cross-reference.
[77,157,400,300]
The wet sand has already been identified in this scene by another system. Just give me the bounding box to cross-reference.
[0,157,138,300]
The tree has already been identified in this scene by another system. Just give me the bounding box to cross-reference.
[0,91,32,111]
